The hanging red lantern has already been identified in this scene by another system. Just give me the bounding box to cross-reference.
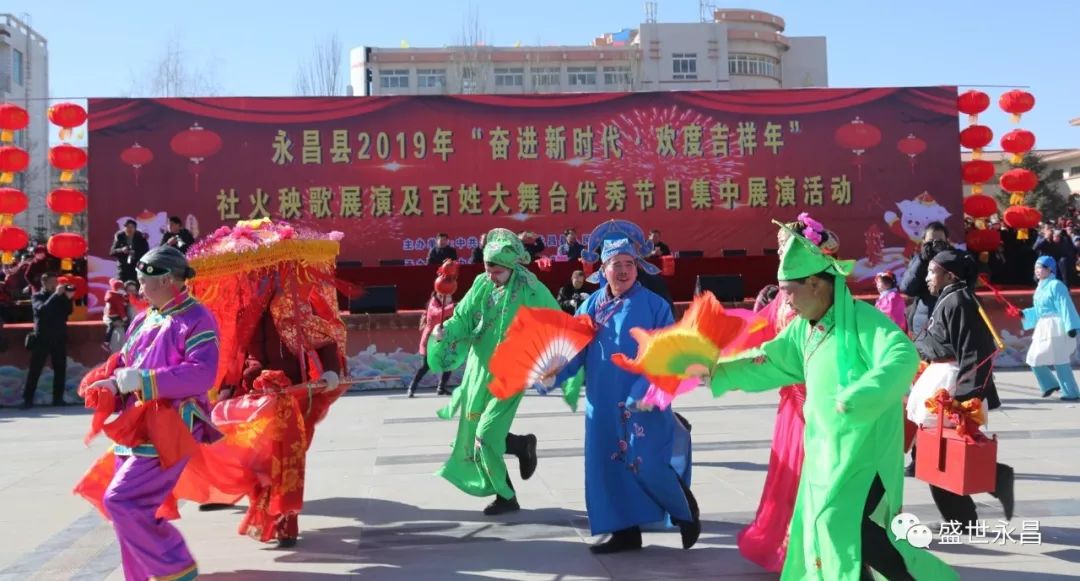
[47,102,88,141]
[957,90,990,123]
[999,168,1038,205]
[46,188,88,227]
[0,187,28,225]
[961,160,996,194]
[962,194,998,219]
[896,133,927,174]
[120,143,154,186]
[999,90,1035,123]
[1000,129,1036,164]
[959,125,993,159]
[170,123,222,192]
[1003,205,1041,240]
[966,228,1001,254]
[0,104,29,143]
[49,144,88,183]
[0,225,28,264]
[0,146,29,184]
[47,232,88,271]
[833,117,881,180]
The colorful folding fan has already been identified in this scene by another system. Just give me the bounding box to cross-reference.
[489,307,596,400]
[613,292,767,403]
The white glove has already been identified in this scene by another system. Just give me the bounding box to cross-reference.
[88,379,119,394]
[320,370,340,391]
[635,401,656,412]
[114,368,142,394]
[532,382,550,396]
[433,325,446,341]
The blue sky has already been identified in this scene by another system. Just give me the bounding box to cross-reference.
[7,0,1079,148]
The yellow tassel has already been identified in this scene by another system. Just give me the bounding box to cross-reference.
[0,130,11,142]
[972,150,982,160]
[1010,192,1026,206]
[1017,229,1029,241]
[979,251,989,264]
[1010,154,1022,165]
[1,252,11,265]
[968,114,978,125]
[972,184,983,195]
[59,214,73,227]
[1010,113,1021,123]
[60,170,73,182]
[59,128,71,141]
[0,173,11,184]
[61,258,72,271]
[0,214,10,226]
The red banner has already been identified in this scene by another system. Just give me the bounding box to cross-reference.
[88,87,960,282]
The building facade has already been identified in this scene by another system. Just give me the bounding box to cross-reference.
[0,14,48,240]
[350,9,826,97]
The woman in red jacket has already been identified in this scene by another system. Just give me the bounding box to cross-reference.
[408,290,456,397]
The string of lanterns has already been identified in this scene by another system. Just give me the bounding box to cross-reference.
[47,102,89,271]
[0,104,30,263]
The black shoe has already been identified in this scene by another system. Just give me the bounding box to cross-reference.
[904,462,916,477]
[276,537,297,549]
[483,495,520,516]
[406,386,415,398]
[519,434,538,480]
[589,527,643,554]
[1043,386,1060,398]
[198,503,234,512]
[994,465,1015,521]
[674,482,701,550]
[436,386,450,396]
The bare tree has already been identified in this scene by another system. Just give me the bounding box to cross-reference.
[453,6,488,94]
[130,35,221,97]
[294,34,346,96]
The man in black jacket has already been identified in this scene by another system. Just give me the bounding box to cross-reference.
[556,270,594,314]
[900,222,954,337]
[427,233,458,265]
[556,229,585,261]
[160,215,196,254]
[913,249,1013,525]
[21,273,74,408]
[111,220,150,282]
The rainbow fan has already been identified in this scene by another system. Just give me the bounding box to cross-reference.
[612,293,767,406]
[489,307,596,400]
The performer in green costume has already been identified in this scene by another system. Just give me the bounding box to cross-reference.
[428,228,558,515]
[708,222,957,580]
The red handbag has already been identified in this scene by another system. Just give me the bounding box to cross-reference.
[914,404,997,495]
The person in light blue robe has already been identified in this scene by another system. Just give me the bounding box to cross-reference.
[549,228,699,554]
[1023,255,1080,400]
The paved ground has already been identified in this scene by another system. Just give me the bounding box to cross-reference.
[1,369,1078,580]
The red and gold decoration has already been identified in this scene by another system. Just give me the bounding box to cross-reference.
[999,129,1035,165]
[834,116,881,180]
[0,104,29,143]
[47,102,87,141]
[0,187,28,225]
[120,143,154,186]
[999,168,1038,206]
[998,90,1035,124]
[0,225,29,264]
[48,143,87,183]
[46,188,88,227]
[0,145,29,184]
[896,133,926,173]
[958,125,992,160]
[961,159,995,194]
[996,90,1039,240]
[914,389,997,496]
[47,231,88,271]
[170,122,222,192]
[1003,205,1041,241]
[957,90,990,124]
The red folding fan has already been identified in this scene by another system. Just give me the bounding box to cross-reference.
[489,307,596,399]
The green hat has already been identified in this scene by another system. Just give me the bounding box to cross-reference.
[773,221,860,386]
[482,228,531,269]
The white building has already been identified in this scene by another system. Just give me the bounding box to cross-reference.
[0,14,48,241]
[350,8,827,96]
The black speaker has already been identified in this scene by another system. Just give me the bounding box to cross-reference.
[379,259,406,267]
[677,250,704,258]
[695,274,744,302]
[722,248,748,257]
[349,285,398,314]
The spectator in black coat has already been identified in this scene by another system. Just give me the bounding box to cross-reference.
[519,231,546,260]
[160,215,196,254]
[647,229,671,257]
[556,229,585,261]
[900,222,954,337]
[427,233,458,266]
[470,233,486,264]
[111,220,149,282]
[21,272,73,408]
[557,270,594,314]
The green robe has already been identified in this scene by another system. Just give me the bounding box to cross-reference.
[711,300,957,580]
[427,267,559,499]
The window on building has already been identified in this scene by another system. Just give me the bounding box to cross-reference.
[728,54,780,79]
[462,67,479,93]
[603,65,632,86]
[494,67,525,87]
[379,69,410,89]
[531,67,561,88]
[13,49,24,85]
[672,53,697,80]
[417,69,447,89]
[567,66,597,86]
[1069,165,1080,178]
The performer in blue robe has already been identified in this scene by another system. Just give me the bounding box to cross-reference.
[1023,255,1080,400]
[550,224,699,554]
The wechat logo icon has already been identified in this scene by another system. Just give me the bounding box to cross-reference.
[891,512,933,549]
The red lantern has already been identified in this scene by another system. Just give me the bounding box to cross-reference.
[170,123,222,192]
[962,194,998,219]
[46,188,88,227]
[834,117,882,180]
[0,187,28,225]
[433,259,459,296]
[0,146,29,184]
[961,160,996,194]
[0,104,29,143]
[49,144,88,183]
[1003,205,1042,240]
[0,225,28,264]
[957,90,990,123]
[998,90,1035,123]
[47,232,88,271]
[959,125,993,157]
[965,228,1001,253]
[120,143,154,186]
[999,168,1038,205]
[48,103,88,141]
[896,133,927,173]
[999,129,1036,164]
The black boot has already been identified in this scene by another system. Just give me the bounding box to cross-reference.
[589,526,643,554]
[198,503,234,512]
[276,537,297,548]
[406,382,417,398]
[483,495,520,516]
[519,434,538,480]
[993,464,1015,521]
[673,480,701,549]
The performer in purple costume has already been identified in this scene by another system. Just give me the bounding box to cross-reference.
[86,246,220,581]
